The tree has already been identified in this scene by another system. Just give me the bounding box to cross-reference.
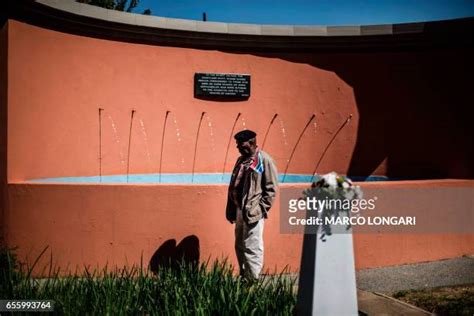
[76,0,151,15]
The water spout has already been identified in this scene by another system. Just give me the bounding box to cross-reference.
[310,114,353,182]
[222,112,241,180]
[191,112,206,183]
[261,113,278,150]
[282,114,316,182]
[126,109,136,183]
[158,110,170,183]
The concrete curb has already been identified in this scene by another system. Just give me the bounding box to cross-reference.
[357,289,432,315]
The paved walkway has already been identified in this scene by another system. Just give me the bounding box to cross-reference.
[356,256,474,294]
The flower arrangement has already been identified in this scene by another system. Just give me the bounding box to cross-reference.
[303,172,363,240]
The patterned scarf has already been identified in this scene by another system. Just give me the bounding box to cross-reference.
[230,150,264,207]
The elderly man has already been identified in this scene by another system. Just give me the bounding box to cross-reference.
[226,130,278,279]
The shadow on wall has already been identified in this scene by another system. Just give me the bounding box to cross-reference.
[149,235,200,272]
[249,46,474,179]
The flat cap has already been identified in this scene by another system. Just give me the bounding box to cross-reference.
[234,130,257,142]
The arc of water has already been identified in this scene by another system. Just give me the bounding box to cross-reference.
[108,115,126,166]
[206,115,217,172]
[172,115,185,168]
[206,116,216,153]
[310,114,353,182]
[159,110,170,183]
[191,112,206,183]
[282,114,316,183]
[126,109,136,183]
[138,118,152,171]
[279,117,289,148]
[261,113,278,150]
[222,113,242,180]
[241,116,247,130]
[98,108,104,183]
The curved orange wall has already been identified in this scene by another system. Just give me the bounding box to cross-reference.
[7,20,359,182]
[5,181,474,274]
[3,19,474,274]
[8,20,474,181]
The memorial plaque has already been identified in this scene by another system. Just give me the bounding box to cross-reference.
[194,73,250,98]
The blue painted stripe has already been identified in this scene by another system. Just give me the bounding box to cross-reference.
[27,173,396,184]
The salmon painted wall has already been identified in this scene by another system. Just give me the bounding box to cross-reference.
[5,181,474,275]
[3,19,474,273]
[0,22,7,246]
[7,20,473,182]
[7,20,359,182]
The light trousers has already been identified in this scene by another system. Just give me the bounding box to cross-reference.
[235,208,265,279]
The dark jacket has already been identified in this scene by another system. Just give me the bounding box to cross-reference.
[226,150,278,224]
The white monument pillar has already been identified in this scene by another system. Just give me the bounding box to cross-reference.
[297,173,359,315]
[297,215,358,315]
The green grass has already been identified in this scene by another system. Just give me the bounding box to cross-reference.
[393,285,474,316]
[1,247,296,315]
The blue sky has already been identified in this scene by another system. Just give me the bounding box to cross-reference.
[134,0,474,25]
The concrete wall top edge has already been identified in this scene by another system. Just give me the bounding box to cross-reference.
[3,0,470,52]
[34,0,464,38]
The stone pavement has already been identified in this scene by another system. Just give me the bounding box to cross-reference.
[356,256,474,294]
